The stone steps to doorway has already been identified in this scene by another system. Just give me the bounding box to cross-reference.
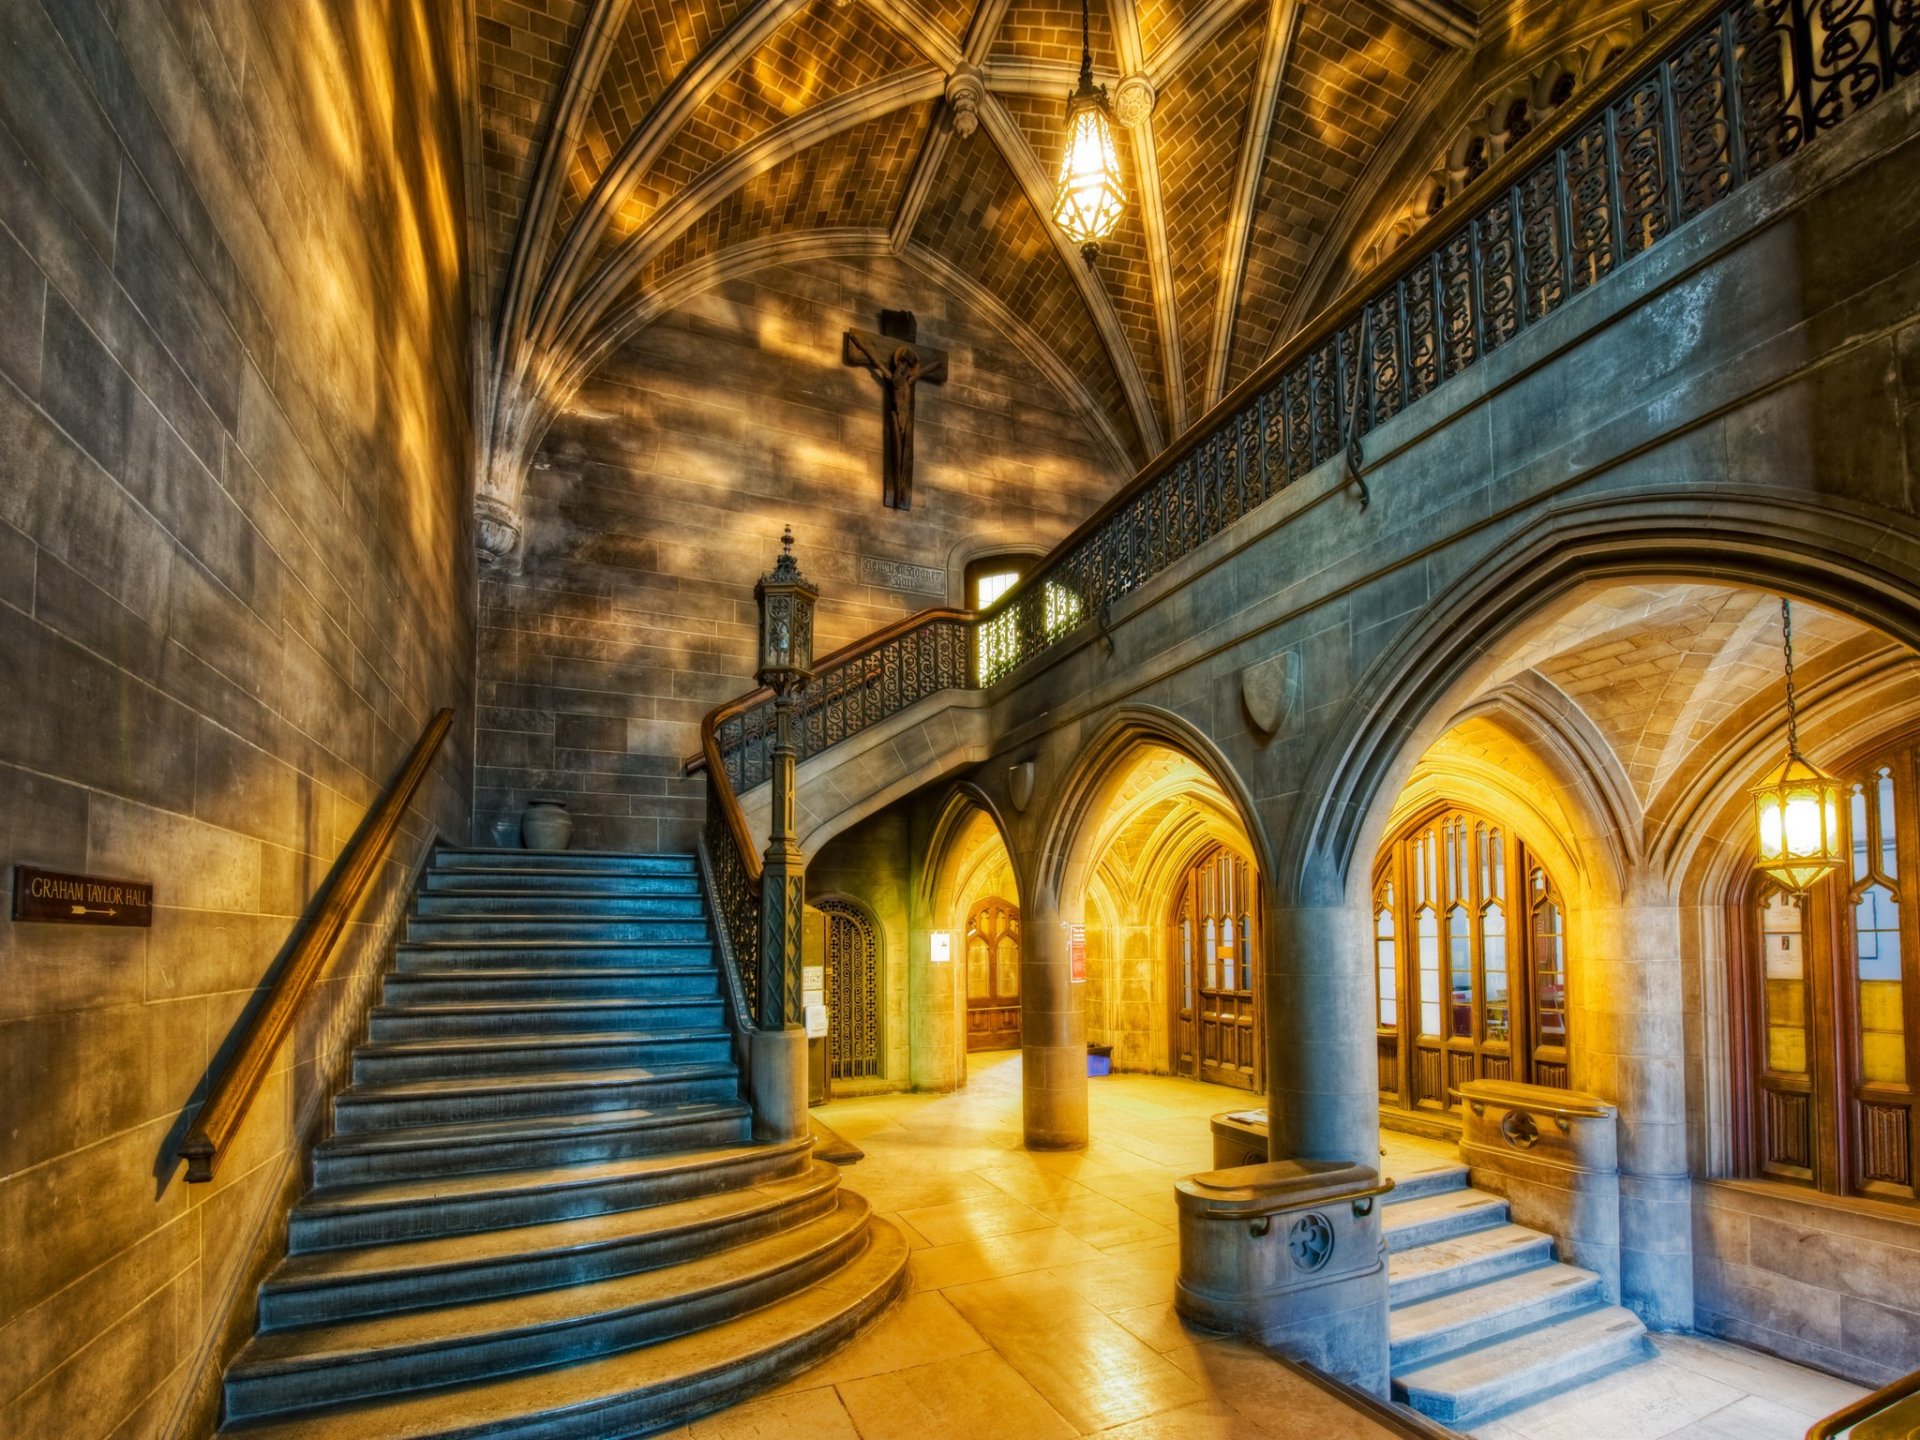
[1383,1161,1648,1427]
[219,845,905,1436]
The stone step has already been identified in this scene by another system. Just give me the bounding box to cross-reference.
[263,1161,843,1329]
[394,940,715,971]
[368,996,722,1040]
[302,1127,790,1241]
[224,1195,875,1421]
[1381,1161,1470,1204]
[218,1220,909,1439]
[424,871,701,897]
[1389,1261,1606,1369]
[413,893,707,919]
[376,971,721,1006]
[434,849,697,875]
[1381,1187,1510,1249]
[350,1030,733,1084]
[1387,1221,1555,1306]
[330,1064,740,1134]
[1392,1304,1651,1427]
[404,916,710,944]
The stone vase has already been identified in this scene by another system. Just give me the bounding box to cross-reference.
[488,814,520,849]
[521,799,573,851]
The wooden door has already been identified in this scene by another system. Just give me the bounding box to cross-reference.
[965,896,1021,1051]
[1171,847,1261,1091]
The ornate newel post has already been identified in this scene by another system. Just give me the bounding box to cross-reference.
[749,527,817,1139]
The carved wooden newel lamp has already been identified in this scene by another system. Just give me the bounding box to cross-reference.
[755,526,817,1028]
[1752,597,1843,891]
[1052,0,1126,265]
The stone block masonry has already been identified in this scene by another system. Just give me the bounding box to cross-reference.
[0,2,477,1438]
[475,252,1126,852]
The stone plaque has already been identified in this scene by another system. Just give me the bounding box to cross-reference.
[1242,651,1300,738]
[860,556,944,595]
[13,866,153,927]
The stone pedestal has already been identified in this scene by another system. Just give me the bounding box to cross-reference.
[1210,1108,1270,1169]
[1459,1079,1621,1301]
[750,1027,810,1142]
[1175,1159,1393,1394]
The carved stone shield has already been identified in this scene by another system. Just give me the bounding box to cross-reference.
[1008,760,1036,813]
[1242,651,1300,738]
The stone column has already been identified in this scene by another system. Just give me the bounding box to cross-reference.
[1022,890,1088,1149]
[1581,870,1693,1330]
[1263,891,1381,1165]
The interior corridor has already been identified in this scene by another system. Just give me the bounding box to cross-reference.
[654,1057,1864,1439]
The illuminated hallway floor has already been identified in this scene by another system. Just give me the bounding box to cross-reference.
[656,1054,1863,1439]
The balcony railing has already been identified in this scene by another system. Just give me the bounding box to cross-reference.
[693,0,1917,1012]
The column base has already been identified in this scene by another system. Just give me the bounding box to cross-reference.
[750,1027,810,1142]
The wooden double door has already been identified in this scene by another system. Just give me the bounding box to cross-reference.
[1171,846,1262,1091]
[1373,806,1571,1116]
[965,896,1021,1051]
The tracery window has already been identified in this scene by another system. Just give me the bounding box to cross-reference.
[965,895,1021,1052]
[1742,738,1920,1200]
[1374,805,1571,1113]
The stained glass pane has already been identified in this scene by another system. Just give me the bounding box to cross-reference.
[1377,907,1398,1026]
[1418,907,1441,1037]
[1852,783,1870,882]
[1484,903,1509,1042]
[1534,896,1567,1046]
[1761,892,1807,1076]
[1878,767,1898,879]
[1856,882,1904,1084]
[967,936,990,1001]
[1448,904,1472,1039]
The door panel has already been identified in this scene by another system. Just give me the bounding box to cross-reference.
[1172,847,1261,1091]
[965,896,1020,1052]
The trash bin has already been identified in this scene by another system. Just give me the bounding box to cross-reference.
[1087,1042,1113,1077]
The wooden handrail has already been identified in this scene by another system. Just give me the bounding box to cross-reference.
[1806,1365,1920,1439]
[180,708,454,1183]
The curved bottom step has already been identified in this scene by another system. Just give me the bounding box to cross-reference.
[223,1218,909,1439]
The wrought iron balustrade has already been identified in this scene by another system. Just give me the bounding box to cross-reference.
[701,0,1914,809]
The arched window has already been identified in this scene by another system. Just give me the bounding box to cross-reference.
[1503,97,1534,145]
[1462,136,1490,184]
[815,898,882,1081]
[1374,804,1571,1116]
[1742,739,1919,1199]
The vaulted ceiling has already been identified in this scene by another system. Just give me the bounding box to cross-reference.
[468,0,1663,511]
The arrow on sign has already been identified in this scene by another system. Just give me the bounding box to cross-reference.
[69,905,119,917]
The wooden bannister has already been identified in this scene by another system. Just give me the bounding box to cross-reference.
[180,708,454,1184]
[1806,1365,1920,1438]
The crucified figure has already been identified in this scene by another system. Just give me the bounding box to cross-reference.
[843,313,948,511]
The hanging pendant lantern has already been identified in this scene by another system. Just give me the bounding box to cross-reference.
[1752,598,1843,892]
[1051,0,1126,264]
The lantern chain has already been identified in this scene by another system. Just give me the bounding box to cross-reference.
[1780,596,1801,758]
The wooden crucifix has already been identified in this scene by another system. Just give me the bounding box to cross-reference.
[843,309,947,511]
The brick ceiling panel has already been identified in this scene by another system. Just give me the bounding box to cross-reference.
[1136,0,1227,61]
[991,0,1123,70]
[476,0,593,315]
[641,3,930,220]
[910,132,1142,460]
[549,0,753,259]
[1154,5,1263,423]
[1225,3,1439,390]
[922,0,984,46]
[641,104,932,291]
[999,94,1167,428]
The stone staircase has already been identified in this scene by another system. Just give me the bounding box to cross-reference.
[1383,1162,1649,1428]
[219,846,906,1438]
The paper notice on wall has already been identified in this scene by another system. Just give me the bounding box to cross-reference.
[930,930,951,964]
[805,1003,829,1039]
[1069,923,1087,984]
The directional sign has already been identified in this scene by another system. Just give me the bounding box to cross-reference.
[12,866,153,927]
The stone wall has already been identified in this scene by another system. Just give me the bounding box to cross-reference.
[474,252,1125,853]
[808,810,913,1092]
[0,3,475,1437]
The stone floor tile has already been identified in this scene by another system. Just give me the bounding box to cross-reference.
[1481,1357,1744,1440]
[896,1194,1054,1247]
[942,1271,1208,1431]
[1030,1192,1174,1249]
[1159,1340,1397,1437]
[1108,1301,1214,1353]
[669,1383,861,1438]
[833,1349,1077,1440]
[908,1224,1107,1291]
[1648,1333,1861,1419]
[1655,1393,1829,1439]
[792,1291,989,1387]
